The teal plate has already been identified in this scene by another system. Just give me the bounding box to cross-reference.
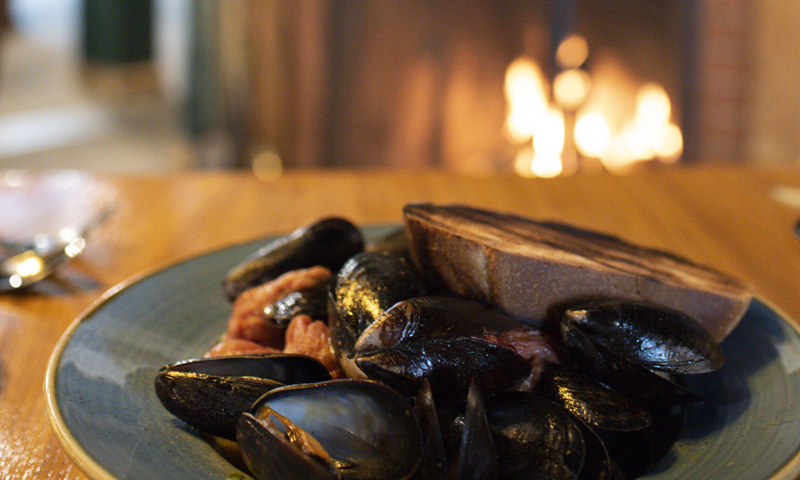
[45,226,800,479]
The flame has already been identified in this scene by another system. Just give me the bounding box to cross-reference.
[574,112,612,158]
[553,69,591,110]
[574,80,682,172]
[505,47,682,177]
[504,58,549,142]
[504,57,565,178]
[556,35,589,69]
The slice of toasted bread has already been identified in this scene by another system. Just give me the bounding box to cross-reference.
[403,203,752,342]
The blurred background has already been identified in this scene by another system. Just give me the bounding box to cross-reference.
[0,0,798,177]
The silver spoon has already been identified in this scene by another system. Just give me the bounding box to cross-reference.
[0,207,112,291]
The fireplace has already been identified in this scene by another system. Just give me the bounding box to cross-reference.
[236,1,752,174]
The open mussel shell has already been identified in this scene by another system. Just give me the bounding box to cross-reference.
[223,217,364,299]
[330,251,425,376]
[485,392,585,480]
[562,301,724,374]
[412,379,449,480]
[534,363,652,432]
[241,379,423,480]
[353,296,531,399]
[456,381,498,480]
[154,354,331,439]
[237,411,340,480]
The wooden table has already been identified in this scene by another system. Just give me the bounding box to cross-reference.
[1,164,799,478]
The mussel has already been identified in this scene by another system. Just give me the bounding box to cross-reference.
[223,218,364,299]
[353,296,531,399]
[237,379,424,480]
[554,301,711,478]
[533,363,652,432]
[154,353,331,439]
[485,392,585,480]
[455,381,498,480]
[412,379,449,480]
[561,301,724,374]
[329,251,426,377]
[264,276,335,327]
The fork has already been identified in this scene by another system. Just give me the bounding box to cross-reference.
[0,206,112,291]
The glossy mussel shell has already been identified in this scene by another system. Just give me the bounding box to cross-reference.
[534,363,652,432]
[354,296,531,399]
[486,391,585,480]
[237,379,423,480]
[154,353,331,439]
[562,301,725,374]
[329,251,425,376]
[264,276,335,327]
[223,217,364,299]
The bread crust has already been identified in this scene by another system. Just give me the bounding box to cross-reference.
[403,203,752,342]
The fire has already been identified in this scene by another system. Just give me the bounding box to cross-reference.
[504,40,682,177]
[515,107,565,178]
[504,58,549,143]
[505,58,567,178]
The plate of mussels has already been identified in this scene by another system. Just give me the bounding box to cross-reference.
[46,204,800,480]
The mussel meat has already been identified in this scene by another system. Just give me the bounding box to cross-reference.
[237,379,423,480]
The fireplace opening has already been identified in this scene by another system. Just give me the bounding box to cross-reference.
[238,1,751,174]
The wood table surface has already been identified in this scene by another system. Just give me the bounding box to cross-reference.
[1,164,800,478]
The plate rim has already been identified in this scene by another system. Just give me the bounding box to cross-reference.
[43,236,800,480]
[44,252,184,480]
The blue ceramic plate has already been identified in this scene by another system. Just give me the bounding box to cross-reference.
[45,226,800,480]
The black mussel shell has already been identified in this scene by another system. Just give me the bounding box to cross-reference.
[572,417,623,480]
[562,326,703,406]
[237,411,340,480]
[641,401,688,468]
[154,354,331,439]
[562,301,724,374]
[242,379,423,480]
[413,379,449,480]
[264,276,335,327]
[594,429,653,480]
[353,297,531,399]
[330,251,425,372]
[534,363,652,432]
[592,397,687,480]
[223,217,363,299]
[456,381,498,480]
[485,392,585,480]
